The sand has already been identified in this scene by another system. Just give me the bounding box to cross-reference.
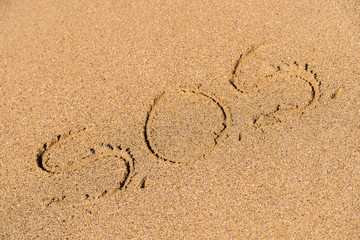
[0,0,359,239]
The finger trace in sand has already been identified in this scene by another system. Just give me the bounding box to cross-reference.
[37,127,96,173]
[37,130,136,206]
[144,88,230,164]
[230,43,321,126]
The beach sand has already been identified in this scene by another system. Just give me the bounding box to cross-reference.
[0,0,359,238]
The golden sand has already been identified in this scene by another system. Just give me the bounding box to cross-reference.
[0,0,359,238]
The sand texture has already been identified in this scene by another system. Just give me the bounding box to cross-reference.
[0,0,360,239]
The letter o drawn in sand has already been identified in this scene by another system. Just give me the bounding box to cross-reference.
[144,89,229,164]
